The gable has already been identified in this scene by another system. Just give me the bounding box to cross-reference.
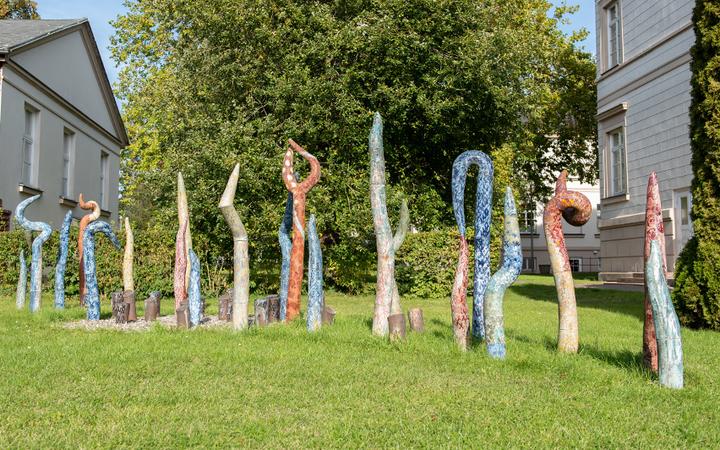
[10,29,120,140]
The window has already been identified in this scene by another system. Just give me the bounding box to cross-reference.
[520,209,536,233]
[522,257,536,271]
[22,106,38,186]
[100,151,109,209]
[62,129,75,198]
[606,1,623,68]
[569,258,582,273]
[608,127,626,196]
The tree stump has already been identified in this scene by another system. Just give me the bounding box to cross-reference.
[322,306,336,325]
[144,291,161,321]
[111,291,125,319]
[254,297,269,327]
[266,294,281,323]
[388,313,406,341]
[123,290,137,322]
[408,308,424,333]
[218,289,233,321]
[176,302,190,329]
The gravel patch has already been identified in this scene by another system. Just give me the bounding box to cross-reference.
[62,315,233,332]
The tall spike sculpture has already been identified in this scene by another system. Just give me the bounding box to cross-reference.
[219,164,250,330]
[450,151,493,350]
[15,195,52,312]
[16,249,26,310]
[78,193,100,303]
[646,240,683,389]
[174,219,188,310]
[483,187,522,359]
[543,170,592,353]
[188,248,202,327]
[306,214,324,332]
[278,173,298,321]
[281,139,321,321]
[369,113,411,336]
[123,217,135,293]
[54,211,73,309]
[388,200,409,318]
[83,220,121,320]
[177,172,193,289]
[643,172,666,373]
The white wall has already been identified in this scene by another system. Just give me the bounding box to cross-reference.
[0,66,121,228]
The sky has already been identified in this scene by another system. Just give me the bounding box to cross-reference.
[37,0,596,87]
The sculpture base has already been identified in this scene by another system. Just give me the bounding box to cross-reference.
[388,313,406,341]
[408,308,424,333]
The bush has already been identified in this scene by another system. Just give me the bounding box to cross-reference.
[673,0,720,329]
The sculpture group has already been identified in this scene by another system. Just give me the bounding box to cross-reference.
[10,113,683,388]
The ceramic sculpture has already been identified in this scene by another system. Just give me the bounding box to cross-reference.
[15,195,52,312]
[450,151,493,350]
[369,113,410,337]
[77,193,100,303]
[643,172,666,373]
[15,249,26,310]
[123,217,134,293]
[543,170,591,353]
[174,219,188,310]
[483,187,522,359]
[278,173,297,321]
[177,172,193,289]
[54,211,73,309]
[281,139,321,321]
[219,163,250,330]
[646,240,683,389]
[83,220,121,320]
[188,248,202,327]
[306,214,324,332]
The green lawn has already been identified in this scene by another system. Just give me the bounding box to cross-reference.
[1,275,719,448]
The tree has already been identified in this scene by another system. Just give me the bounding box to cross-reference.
[110,0,597,292]
[673,0,720,329]
[0,0,39,19]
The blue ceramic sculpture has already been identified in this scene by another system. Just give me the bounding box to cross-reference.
[83,220,121,320]
[278,177,295,322]
[188,248,202,327]
[15,249,26,309]
[483,187,522,359]
[450,151,493,343]
[645,240,684,389]
[15,195,52,312]
[306,214,324,332]
[54,211,73,309]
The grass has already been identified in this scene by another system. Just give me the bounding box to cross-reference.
[1,274,719,448]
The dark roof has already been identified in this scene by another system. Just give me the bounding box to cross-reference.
[0,19,86,53]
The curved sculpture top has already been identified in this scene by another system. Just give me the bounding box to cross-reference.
[15,195,52,312]
[78,193,101,301]
[82,220,121,320]
[281,139,321,321]
[450,150,493,347]
[543,170,591,353]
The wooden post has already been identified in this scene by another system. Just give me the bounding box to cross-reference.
[218,289,233,321]
[176,302,190,329]
[144,292,160,322]
[266,294,281,323]
[112,292,127,322]
[408,308,424,333]
[77,193,100,304]
[646,241,683,389]
[123,291,137,322]
[643,172,666,373]
[369,113,409,337]
[543,171,592,353]
[282,140,321,321]
[219,164,250,330]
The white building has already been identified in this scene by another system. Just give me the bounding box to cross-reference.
[521,176,601,274]
[595,1,694,281]
[0,19,126,229]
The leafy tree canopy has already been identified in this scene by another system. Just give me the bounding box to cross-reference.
[111,0,596,291]
[0,0,39,19]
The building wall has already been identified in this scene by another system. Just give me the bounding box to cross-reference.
[595,0,694,277]
[521,179,601,274]
[0,65,121,229]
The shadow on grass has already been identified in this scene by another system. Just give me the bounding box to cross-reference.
[509,283,644,321]
[580,345,648,374]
